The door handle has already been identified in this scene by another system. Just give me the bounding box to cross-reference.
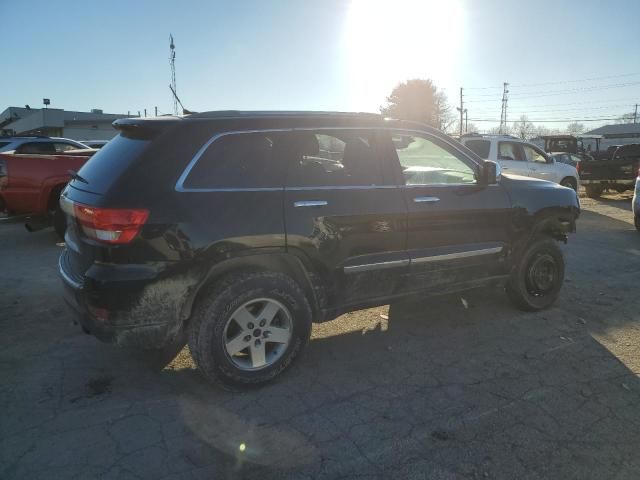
[293,200,328,208]
[413,196,440,203]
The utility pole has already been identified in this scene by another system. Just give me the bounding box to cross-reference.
[464,109,468,133]
[155,106,158,117]
[634,103,638,124]
[457,88,464,136]
[499,82,509,134]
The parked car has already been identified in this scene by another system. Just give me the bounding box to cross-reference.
[0,148,96,236]
[59,111,580,387]
[0,136,88,154]
[633,173,640,231]
[578,144,640,198]
[80,140,109,149]
[460,134,580,190]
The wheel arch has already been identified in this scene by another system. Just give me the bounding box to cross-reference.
[180,251,327,326]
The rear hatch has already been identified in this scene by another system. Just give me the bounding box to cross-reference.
[60,131,156,282]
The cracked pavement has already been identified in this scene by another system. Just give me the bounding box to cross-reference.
[2,194,640,479]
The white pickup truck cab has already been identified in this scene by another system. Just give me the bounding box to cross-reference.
[460,134,579,190]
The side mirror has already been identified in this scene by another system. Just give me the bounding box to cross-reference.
[546,156,555,164]
[481,160,500,185]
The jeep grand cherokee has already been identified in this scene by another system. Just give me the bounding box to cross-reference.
[59,111,580,386]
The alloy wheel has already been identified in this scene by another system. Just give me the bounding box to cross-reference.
[222,298,293,370]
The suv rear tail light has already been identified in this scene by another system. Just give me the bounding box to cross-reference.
[61,197,148,244]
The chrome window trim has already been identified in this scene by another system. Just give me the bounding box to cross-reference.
[175,126,482,193]
[411,246,503,264]
[343,258,410,274]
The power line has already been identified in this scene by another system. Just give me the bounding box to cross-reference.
[462,72,640,90]
[465,80,640,99]
[469,115,627,123]
[473,104,634,115]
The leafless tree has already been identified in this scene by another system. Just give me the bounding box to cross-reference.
[512,115,535,140]
[566,122,585,135]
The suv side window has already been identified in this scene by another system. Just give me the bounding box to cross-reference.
[15,142,56,154]
[523,145,548,164]
[286,131,383,187]
[464,139,491,159]
[184,132,282,189]
[392,133,476,185]
[498,142,525,161]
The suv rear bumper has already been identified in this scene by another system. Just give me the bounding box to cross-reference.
[58,249,191,348]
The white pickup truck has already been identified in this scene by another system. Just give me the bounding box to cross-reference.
[460,134,580,190]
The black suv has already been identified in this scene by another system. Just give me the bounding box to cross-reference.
[59,111,580,386]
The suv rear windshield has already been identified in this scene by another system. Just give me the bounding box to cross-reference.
[0,141,10,149]
[464,139,491,159]
[73,134,151,194]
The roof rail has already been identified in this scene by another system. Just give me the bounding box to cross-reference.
[186,110,382,120]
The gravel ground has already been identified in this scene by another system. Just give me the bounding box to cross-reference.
[1,193,639,479]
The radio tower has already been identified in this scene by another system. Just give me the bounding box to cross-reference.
[499,82,509,134]
[169,34,178,115]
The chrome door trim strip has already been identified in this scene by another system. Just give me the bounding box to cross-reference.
[293,200,328,208]
[412,246,503,264]
[175,126,482,192]
[343,258,410,274]
[413,196,440,203]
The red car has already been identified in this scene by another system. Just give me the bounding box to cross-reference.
[0,148,96,236]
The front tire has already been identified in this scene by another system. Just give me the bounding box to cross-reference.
[560,177,577,191]
[506,237,565,311]
[53,204,67,239]
[188,271,312,387]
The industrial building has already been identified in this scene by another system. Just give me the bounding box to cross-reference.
[0,106,129,141]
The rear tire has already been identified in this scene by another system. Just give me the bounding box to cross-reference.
[188,271,312,387]
[53,204,67,239]
[585,184,603,198]
[560,177,577,191]
[506,237,565,311]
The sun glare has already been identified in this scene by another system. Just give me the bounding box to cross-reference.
[345,0,463,111]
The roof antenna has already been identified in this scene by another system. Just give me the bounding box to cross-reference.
[169,84,194,115]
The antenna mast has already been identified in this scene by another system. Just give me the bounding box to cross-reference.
[169,34,178,115]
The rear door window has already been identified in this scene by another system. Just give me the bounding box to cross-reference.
[183,132,283,189]
[498,142,525,161]
[464,139,491,159]
[286,130,384,187]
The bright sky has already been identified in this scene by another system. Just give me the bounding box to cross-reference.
[3,0,639,131]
